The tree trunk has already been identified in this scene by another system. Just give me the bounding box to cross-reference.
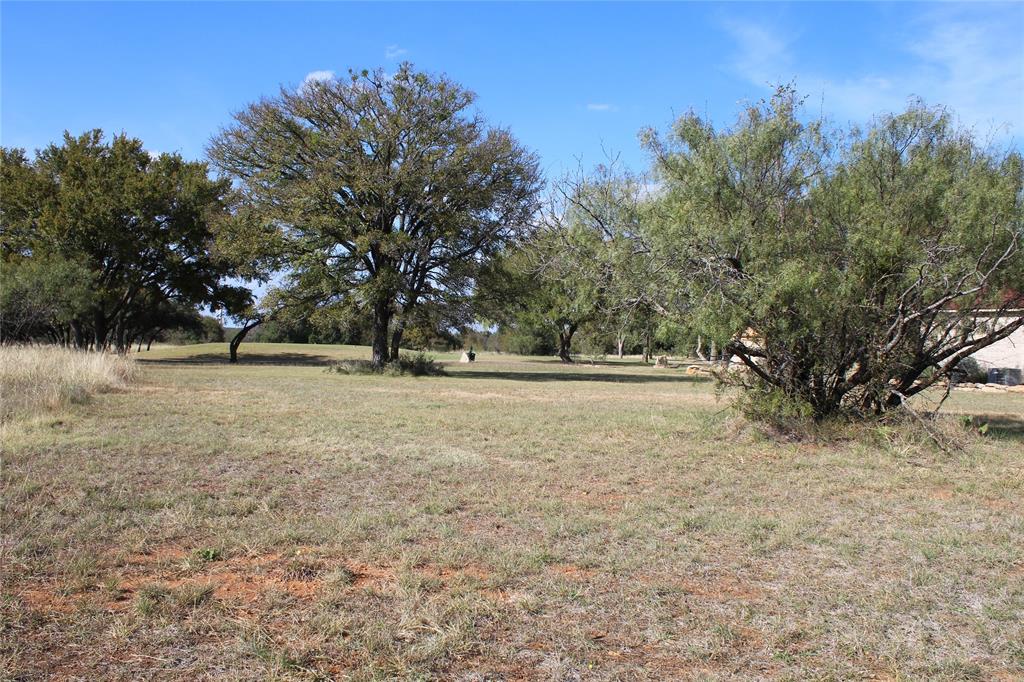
[558,324,576,363]
[71,320,85,350]
[114,314,127,354]
[229,319,262,364]
[93,311,108,352]
[616,334,625,358]
[389,317,406,360]
[371,302,392,369]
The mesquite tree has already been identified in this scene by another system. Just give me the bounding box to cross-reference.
[209,65,542,368]
[545,161,672,362]
[642,88,1023,420]
[476,168,645,363]
[476,228,608,363]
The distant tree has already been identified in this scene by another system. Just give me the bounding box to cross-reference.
[0,254,93,344]
[201,316,226,343]
[1,131,251,351]
[498,323,556,357]
[530,160,660,362]
[477,224,608,363]
[209,64,542,368]
[131,300,205,349]
[643,89,1024,420]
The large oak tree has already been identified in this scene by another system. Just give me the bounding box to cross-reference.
[209,65,542,368]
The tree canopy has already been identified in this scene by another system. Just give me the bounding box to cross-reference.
[1,131,250,350]
[2,72,1021,426]
[209,64,542,368]
[641,89,1024,420]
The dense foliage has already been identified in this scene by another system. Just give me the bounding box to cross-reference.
[641,89,1024,419]
[209,64,542,367]
[0,132,250,350]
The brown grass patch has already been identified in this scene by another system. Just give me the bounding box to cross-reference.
[5,344,1022,680]
[346,561,398,589]
[680,575,765,601]
[549,563,595,579]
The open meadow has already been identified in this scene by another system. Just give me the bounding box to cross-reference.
[2,343,1023,680]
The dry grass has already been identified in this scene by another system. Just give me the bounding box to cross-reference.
[2,343,1022,680]
[0,345,137,421]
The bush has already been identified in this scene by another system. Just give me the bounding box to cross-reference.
[328,359,378,375]
[0,345,137,421]
[389,351,447,377]
[328,352,446,377]
[502,326,556,356]
[644,90,1024,420]
[733,384,815,432]
[950,357,987,384]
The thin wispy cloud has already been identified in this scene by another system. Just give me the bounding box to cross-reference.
[587,103,617,112]
[385,44,408,60]
[721,19,791,89]
[301,70,335,92]
[721,6,1023,138]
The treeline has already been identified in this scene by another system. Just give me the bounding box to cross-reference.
[1,132,249,351]
[2,66,1021,420]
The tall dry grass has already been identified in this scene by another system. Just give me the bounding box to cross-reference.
[0,346,137,421]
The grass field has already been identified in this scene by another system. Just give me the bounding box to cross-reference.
[2,342,1023,680]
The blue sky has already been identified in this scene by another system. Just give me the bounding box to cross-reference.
[3,2,1023,179]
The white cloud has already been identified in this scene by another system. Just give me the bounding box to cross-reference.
[587,103,617,112]
[385,44,408,60]
[721,7,1024,137]
[721,19,792,88]
[301,70,335,92]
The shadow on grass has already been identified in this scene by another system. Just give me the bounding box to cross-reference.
[511,357,671,368]
[977,414,1024,442]
[446,368,710,384]
[139,352,338,366]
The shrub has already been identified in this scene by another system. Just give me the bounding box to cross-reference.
[643,89,1024,420]
[733,384,815,433]
[328,359,379,375]
[0,346,136,421]
[950,357,988,384]
[389,351,446,377]
[328,352,446,377]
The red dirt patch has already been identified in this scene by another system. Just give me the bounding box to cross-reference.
[15,585,78,614]
[550,563,595,579]
[982,496,1017,512]
[638,571,764,602]
[420,562,492,582]
[125,544,189,566]
[210,569,318,602]
[346,562,397,589]
[680,575,763,601]
[480,587,510,602]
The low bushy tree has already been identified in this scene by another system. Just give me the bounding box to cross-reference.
[643,88,1023,420]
